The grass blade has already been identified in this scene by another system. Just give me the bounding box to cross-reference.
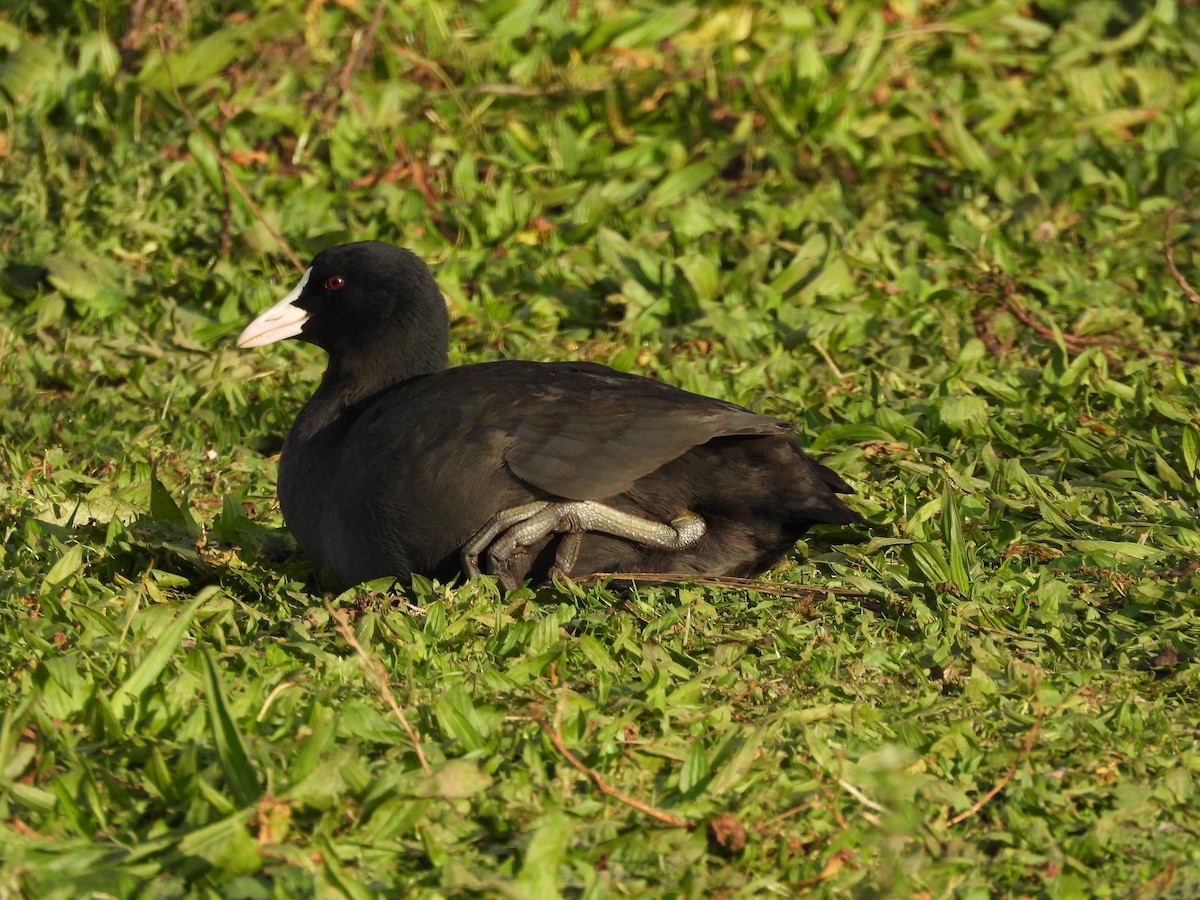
[941,481,971,595]
[199,647,260,808]
[110,588,212,718]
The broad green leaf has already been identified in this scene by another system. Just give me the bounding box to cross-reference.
[907,541,951,585]
[647,163,717,210]
[493,0,546,40]
[41,544,84,594]
[577,635,620,675]
[177,811,260,874]
[317,833,376,900]
[677,253,720,303]
[0,39,59,105]
[149,471,199,531]
[707,729,766,796]
[939,393,989,433]
[1154,453,1184,492]
[612,6,698,48]
[288,702,337,784]
[1071,540,1162,560]
[9,782,58,812]
[1184,425,1200,478]
[516,813,572,900]
[417,759,493,799]
[434,685,486,751]
[769,232,831,298]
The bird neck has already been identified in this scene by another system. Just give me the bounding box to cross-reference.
[293,340,448,440]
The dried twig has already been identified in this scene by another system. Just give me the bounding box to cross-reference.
[1132,859,1178,899]
[154,26,304,272]
[578,571,876,602]
[530,707,692,829]
[790,849,855,889]
[317,1,387,134]
[754,799,821,833]
[810,338,853,388]
[215,131,234,256]
[324,600,431,776]
[946,715,1040,826]
[465,82,609,98]
[819,781,849,830]
[979,273,1200,365]
[972,304,1012,358]
[119,0,150,52]
[1003,288,1142,356]
[393,133,442,213]
[837,778,888,813]
[1164,189,1200,305]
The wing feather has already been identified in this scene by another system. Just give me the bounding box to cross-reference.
[502,362,791,499]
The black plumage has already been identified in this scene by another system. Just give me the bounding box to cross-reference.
[238,241,859,588]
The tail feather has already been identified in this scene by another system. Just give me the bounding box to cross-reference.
[814,460,855,495]
[790,457,862,526]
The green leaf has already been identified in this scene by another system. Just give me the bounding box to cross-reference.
[433,685,486,751]
[907,541,951,585]
[611,6,698,48]
[516,813,572,900]
[941,482,971,594]
[140,10,302,91]
[41,544,84,594]
[149,471,198,532]
[418,759,493,799]
[316,833,376,900]
[0,39,59,105]
[1154,453,1184,491]
[177,811,261,874]
[110,589,213,718]
[679,739,711,794]
[707,729,766,796]
[493,0,547,41]
[939,393,989,433]
[288,702,337,784]
[647,163,718,210]
[200,646,261,808]
[9,782,58,812]
[1183,425,1200,478]
[42,253,126,317]
[577,635,620,675]
[186,130,224,196]
[677,253,720,303]
[1071,540,1162,560]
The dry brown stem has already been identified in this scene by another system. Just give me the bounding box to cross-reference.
[946,715,1040,826]
[977,273,1199,365]
[579,571,875,602]
[1164,189,1200,305]
[317,2,387,134]
[154,26,304,272]
[530,707,692,829]
[325,600,431,776]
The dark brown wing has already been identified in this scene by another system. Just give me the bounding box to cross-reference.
[501,361,792,499]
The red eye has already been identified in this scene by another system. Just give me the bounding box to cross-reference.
[326,275,345,291]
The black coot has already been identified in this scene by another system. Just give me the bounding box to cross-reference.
[238,241,860,588]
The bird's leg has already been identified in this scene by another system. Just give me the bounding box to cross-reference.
[548,532,583,581]
[462,500,550,582]
[466,500,708,587]
[483,503,566,588]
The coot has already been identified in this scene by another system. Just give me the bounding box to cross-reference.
[238,241,859,588]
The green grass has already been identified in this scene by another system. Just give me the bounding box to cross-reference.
[3,0,1200,895]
